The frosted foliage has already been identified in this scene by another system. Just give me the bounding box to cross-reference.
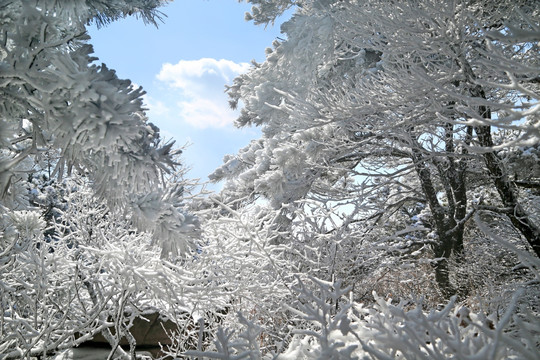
[188,276,540,360]
[219,2,405,206]
[0,0,175,205]
[329,0,540,147]
[228,10,339,129]
[124,167,201,258]
[195,198,292,306]
[242,0,299,25]
[216,0,540,302]
[218,3,370,204]
[0,0,199,256]
[222,0,540,201]
[204,3,540,358]
[0,179,215,358]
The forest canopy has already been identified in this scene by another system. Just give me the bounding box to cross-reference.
[0,0,539,359]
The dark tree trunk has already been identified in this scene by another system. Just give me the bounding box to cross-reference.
[411,143,468,299]
[455,52,540,258]
[475,124,540,257]
[431,228,462,299]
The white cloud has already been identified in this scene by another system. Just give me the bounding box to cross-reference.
[158,58,249,89]
[156,58,250,129]
[178,98,237,128]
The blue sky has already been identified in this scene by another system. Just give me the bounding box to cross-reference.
[87,1,290,189]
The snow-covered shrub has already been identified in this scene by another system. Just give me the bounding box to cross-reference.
[182,202,540,359]
[0,176,209,359]
[185,274,539,360]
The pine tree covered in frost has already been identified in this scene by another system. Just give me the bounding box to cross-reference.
[0,0,203,255]
[0,1,205,358]
[0,0,175,206]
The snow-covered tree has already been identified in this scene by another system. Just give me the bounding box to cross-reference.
[0,0,175,207]
[214,0,540,298]
[1,174,221,358]
[0,1,207,357]
[0,0,205,257]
